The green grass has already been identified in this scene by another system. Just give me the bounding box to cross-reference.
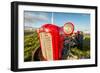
[70,36,90,59]
[24,30,40,61]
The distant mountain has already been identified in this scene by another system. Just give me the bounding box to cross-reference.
[24,26,37,31]
[83,32,90,35]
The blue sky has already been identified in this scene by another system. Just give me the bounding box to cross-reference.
[24,11,90,33]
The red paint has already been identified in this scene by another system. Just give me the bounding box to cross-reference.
[41,24,61,60]
[37,23,74,60]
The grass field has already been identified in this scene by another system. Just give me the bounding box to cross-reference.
[24,30,40,61]
[70,34,90,59]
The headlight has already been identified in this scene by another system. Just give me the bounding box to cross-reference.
[63,22,74,35]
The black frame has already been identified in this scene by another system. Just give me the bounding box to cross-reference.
[11,1,98,72]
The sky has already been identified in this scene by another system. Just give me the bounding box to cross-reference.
[24,11,90,33]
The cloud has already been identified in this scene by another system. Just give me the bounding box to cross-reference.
[24,11,49,26]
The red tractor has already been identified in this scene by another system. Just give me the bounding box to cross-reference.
[36,22,77,61]
[33,22,84,61]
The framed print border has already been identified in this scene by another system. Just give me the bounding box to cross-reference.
[11,1,98,72]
